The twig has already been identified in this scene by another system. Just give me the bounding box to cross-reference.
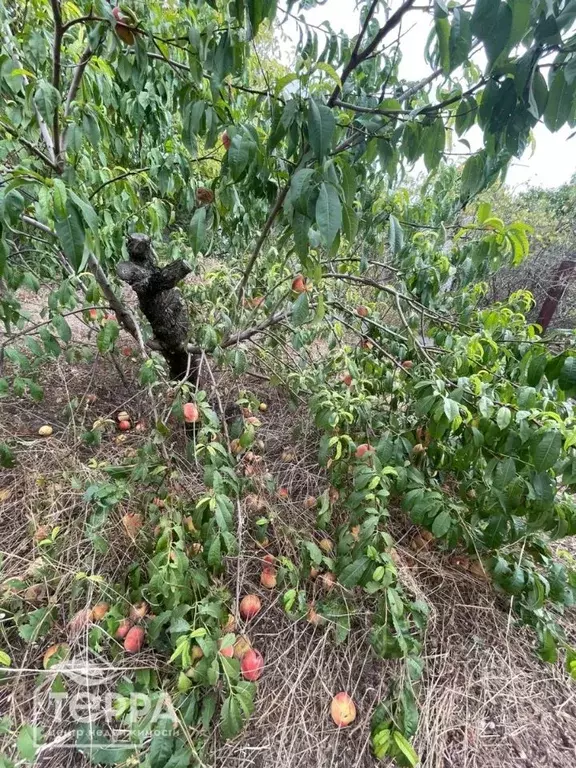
[49,0,64,170]
[328,0,417,106]
[0,120,58,171]
[88,168,151,199]
[186,311,289,355]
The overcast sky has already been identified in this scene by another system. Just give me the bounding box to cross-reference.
[278,0,576,189]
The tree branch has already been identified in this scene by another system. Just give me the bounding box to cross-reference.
[328,0,417,106]
[21,215,140,339]
[236,184,291,303]
[0,120,59,171]
[186,311,289,355]
[64,45,93,117]
[50,0,64,170]
[88,168,150,199]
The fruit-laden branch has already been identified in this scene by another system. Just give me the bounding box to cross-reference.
[117,234,196,380]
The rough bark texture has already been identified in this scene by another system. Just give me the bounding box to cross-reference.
[117,234,197,380]
[536,259,576,332]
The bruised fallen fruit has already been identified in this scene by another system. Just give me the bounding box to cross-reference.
[233,635,252,660]
[291,275,307,293]
[122,513,143,539]
[319,538,333,554]
[92,602,110,621]
[277,487,289,500]
[88,308,98,321]
[43,643,70,669]
[239,594,262,620]
[330,692,356,727]
[281,449,296,462]
[355,443,373,459]
[124,625,145,653]
[350,525,360,542]
[402,360,414,370]
[245,494,266,513]
[310,567,320,579]
[117,411,130,422]
[33,525,51,543]
[115,619,132,640]
[320,572,336,591]
[191,645,204,661]
[469,560,489,580]
[412,443,426,455]
[241,649,264,681]
[38,425,53,437]
[183,403,199,423]
[260,568,277,589]
[218,637,235,657]
[221,130,231,150]
[121,346,133,357]
[112,6,136,45]
[342,373,353,387]
[86,393,97,404]
[307,604,324,627]
[419,529,435,543]
[130,602,149,621]
[258,402,268,412]
[223,613,236,633]
[263,554,275,565]
[118,420,131,431]
[356,305,369,317]
[304,496,317,510]
[409,534,429,553]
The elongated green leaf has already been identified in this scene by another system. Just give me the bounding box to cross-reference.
[33,81,60,123]
[308,99,335,160]
[149,733,175,768]
[392,731,419,767]
[220,695,243,740]
[292,290,310,326]
[388,214,404,254]
[449,8,472,71]
[55,202,85,271]
[532,431,562,472]
[544,69,576,131]
[315,182,341,247]
[190,206,207,255]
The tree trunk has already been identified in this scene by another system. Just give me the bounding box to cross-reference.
[117,234,198,381]
[536,259,576,332]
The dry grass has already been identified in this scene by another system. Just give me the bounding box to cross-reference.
[1,347,575,768]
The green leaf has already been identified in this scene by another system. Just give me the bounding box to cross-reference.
[431,509,451,538]
[17,725,42,762]
[532,431,562,472]
[494,457,516,489]
[496,406,511,430]
[423,119,445,171]
[544,69,576,131]
[308,99,335,160]
[190,207,207,255]
[460,152,486,202]
[0,651,10,667]
[526,354,547,387]
[509,0,531,47]
[315,182,342,247]
[228,135,253,181]
[338,556,370,588]
[449,8,472,72]
[0,443,16,468]
[52,314,72,344]
[33,81,60,123]
[559,356,576,395]
[392,731,419,767]
[97,320,119,354]
[292,291,310,327]
[55,202,85,271]
[220,695,244,740]
[435,16,450,73]
[388,214,404,254]
[149,733,175,768]
[206,536,221,568]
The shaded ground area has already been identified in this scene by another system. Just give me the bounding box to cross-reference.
[0,346,575,768]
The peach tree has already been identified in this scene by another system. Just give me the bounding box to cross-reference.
[2,0,576,764]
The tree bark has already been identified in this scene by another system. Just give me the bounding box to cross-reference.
[536,259,576,332]
[117,234,197,380]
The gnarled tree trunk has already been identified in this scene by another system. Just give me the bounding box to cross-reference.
[117,234,198,381]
